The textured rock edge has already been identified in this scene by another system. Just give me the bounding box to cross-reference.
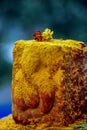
[0,114,87,130]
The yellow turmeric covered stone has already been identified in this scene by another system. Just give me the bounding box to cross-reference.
[11,35,87,127]
[1,29,87,130]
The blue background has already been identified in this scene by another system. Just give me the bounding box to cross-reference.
[0,0,87,118]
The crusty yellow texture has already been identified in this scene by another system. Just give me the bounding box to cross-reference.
[12,39,79,104]
[1,26,87,129]
[1,114,87,130]
[0,115,69,130]
[12,39,83,100]
[11,38,87,127]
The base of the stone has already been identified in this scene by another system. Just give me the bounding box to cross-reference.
[0,114,87,130]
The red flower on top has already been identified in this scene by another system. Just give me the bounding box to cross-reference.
[33,31,43,41]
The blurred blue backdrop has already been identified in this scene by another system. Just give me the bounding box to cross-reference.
[0,0,87,118]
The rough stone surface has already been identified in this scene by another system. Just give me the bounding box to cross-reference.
[1,115,87,130]
[12,39,87,126]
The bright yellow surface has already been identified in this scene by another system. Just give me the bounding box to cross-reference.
[13,39,83,100]
[11,38,86,127]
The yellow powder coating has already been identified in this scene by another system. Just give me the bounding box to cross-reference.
[13,40,78,100]
[0,115,87,130]
[11,37,87,127]
[12,39,83,101]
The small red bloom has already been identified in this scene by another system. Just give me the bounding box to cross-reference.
[33,31,43,41]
